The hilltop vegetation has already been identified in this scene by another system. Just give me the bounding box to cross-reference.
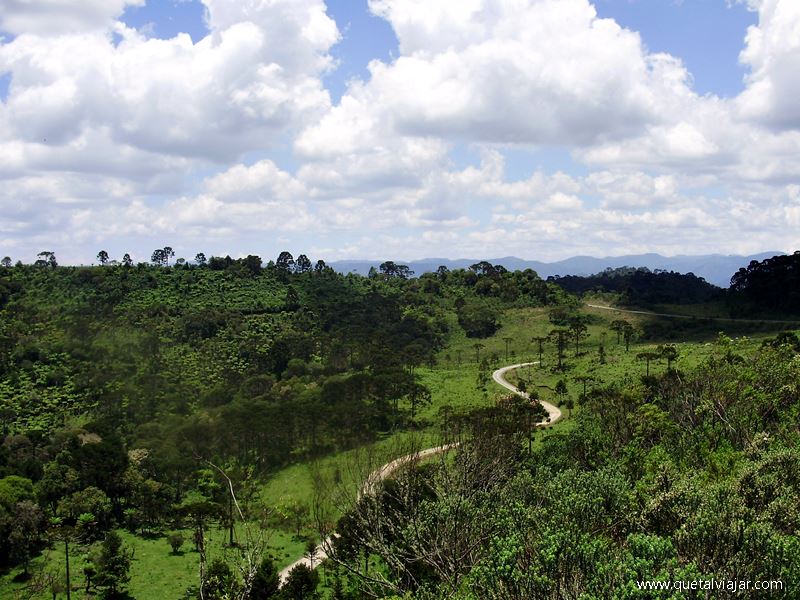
[548,266,721,306]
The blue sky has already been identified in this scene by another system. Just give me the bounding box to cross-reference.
[0,0,797,264]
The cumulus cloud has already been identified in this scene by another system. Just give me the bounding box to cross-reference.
[0,0,339,169]
[2,0,799,264]
[0,0,143,35]
[737,0,800,129]
[298,0,690,157]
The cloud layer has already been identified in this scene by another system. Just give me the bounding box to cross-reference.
[0,0,798,264]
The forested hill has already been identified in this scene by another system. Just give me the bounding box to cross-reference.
[0,255,560,445]
[547,266,722,305]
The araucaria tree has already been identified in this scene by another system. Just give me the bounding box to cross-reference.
[548,328,570,370]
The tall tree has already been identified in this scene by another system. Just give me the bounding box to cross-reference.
[2,256,13,268]
[276,251,295,273]
[9,500,45,577]
[610,319,628,345]
[548,329,570,370]
[121,253,133,267]
[96,250,109,265]
[473,342,485,364]
[531,336,548,367]
[636,351,661,377]
[622,322,636,352]
[502,337,513,360]
[36,251,58,268]
[568,320,589,357]
[295,254,312,274]
[162,246,175,267]
[151,248,166,266]
[93,531,133,599]
[659,344,679,371]
[195,252,207,266]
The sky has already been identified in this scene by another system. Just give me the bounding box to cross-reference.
[0,0,798,265]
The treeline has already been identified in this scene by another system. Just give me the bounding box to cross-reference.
[730,251,800,315]
[548,266,721,305]
[331,335,800,598]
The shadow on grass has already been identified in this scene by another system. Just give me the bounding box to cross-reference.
[11,571,32,583]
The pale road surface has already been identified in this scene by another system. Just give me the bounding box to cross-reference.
[278,361,554,585]
[586,303,800,325]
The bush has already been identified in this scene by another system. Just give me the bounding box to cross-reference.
[167,532,184,555]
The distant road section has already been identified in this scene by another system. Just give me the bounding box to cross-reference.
[279,361,559,585]
[586,303,800,325]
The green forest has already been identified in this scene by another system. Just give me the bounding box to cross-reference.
[0,251,799,599]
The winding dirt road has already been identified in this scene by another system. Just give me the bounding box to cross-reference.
[278,362,555,585]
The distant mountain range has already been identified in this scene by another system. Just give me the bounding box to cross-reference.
[329,252,785,288]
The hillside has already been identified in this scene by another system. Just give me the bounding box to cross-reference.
[0,257,798,599]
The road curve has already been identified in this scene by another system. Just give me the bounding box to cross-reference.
[586,303,800,325]
[493,362,561,425]
[278,362,554,585]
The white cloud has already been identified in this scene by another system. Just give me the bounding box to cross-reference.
[0,0,338,168]
[0,0,143,35]
[300,0,673,154]
[738,0,800,129]
[1,0,799,265]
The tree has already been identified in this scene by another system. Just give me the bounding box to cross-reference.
[304,539,319,568]
[636,351,661,377]
[248,557,280,599]
[93,531,133,599]
[195,252,207,266]
[276,251,295,273]
[458,301,499,338]
[573,375,595,402]
[151,248,166,266]
[202,558,237,599]
[610,320,628,345]
[281,564,319,600]
[2,256,12,268]
[531,336,547,367]
[473,342,485,364]
[379,261,413,279]
[295,254,312,274]
[548,329,570,370]
[48,517,75,600]
[97,250,109,265]
[502,337,513,360]
[168,533,184,555]
[121,253,133,267]
[37,251,57,268]
[9,500,46,577]
[568,320,589,357]
[659,344,679,371]
[163,246,175,267]
[406,381,432,423]
[622,322,636,352]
